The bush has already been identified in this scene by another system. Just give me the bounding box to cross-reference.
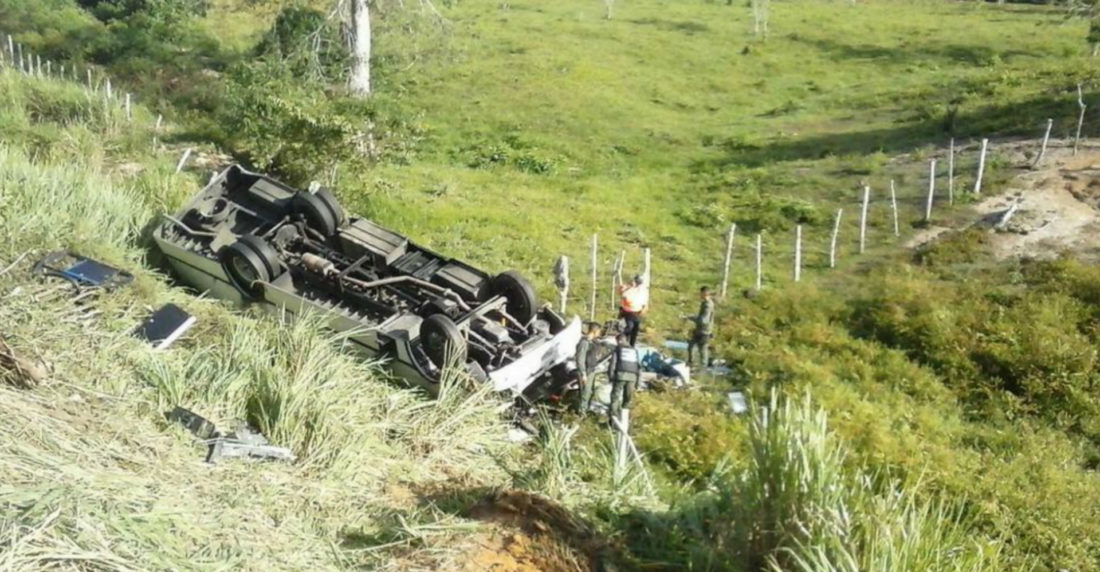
[632,391,746,485]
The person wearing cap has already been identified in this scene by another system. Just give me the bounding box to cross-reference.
[607,333,641,428]
[573,322,601,416]
[618,274,648,346]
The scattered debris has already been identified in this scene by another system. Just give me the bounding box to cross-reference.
[133,303,196,349]
[507,427,534,443]
[167,406,216,439]
[663,339,688,351]
[32,251,133,291]
[727,391,748,415]
[0,335,49,388]
[166,406,295,463]
[207,424,296,464]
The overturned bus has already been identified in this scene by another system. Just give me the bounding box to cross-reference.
[153,165,581,397]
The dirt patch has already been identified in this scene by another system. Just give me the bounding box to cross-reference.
[459,529,583,572]
[448,490,620,572]
[922,141,1100,261]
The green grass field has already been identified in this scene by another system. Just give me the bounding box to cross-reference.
[191,0,1097,330]
[4,0,1100,569]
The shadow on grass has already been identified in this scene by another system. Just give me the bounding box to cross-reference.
[790,35,1044,67]
[697,89,1100,170]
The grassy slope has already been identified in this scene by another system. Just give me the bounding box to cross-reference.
[4,0,1100,569]
[0,71,538,570]
[341,0,1094,324]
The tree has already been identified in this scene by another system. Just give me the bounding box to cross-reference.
[1066,0,1100,56]
[348,0,371,96]
[751,0,769,41]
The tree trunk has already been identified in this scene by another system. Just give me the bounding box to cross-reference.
[349,0,372,97]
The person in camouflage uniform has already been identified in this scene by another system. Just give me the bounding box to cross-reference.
[686,286,715,368]
[573,322,600,416]
[607,334,641,429]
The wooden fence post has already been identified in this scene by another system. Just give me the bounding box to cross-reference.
[554,255,569,314]
[924,159,936,222]
[829,208,843,268]
[45,60,50,77]
[175,148,192,174]
[6,35,12,62]
[105,77,113,101]
[590,234,597,322]
[125,93,132,121]
[974,138,988,195]
[793,225,802,282]
[35,54,41,76]
[1034,118,1053,168]
[1075,84,1087,157]
[948,137,956,205]
[614,409,631,484]
[153,114,163,150]
[86,68,92,89]
[611,251,624,311]
[754,234,763,291]
[889,180,900,237]
[859,185,870,254]
[720,223,736,299]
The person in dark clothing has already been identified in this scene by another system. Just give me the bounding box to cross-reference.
[573,322,601,415]
[607,334,641,429]
[617,274,649,346]
[685,286,715,368]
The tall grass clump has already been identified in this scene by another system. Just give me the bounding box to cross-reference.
[137,310,517,483]
[659,390,1011,571]
[0,145,152,259]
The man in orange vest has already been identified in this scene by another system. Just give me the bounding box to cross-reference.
[618,274,648,346]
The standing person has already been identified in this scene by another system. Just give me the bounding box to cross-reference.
[618,274,649,346]
[573,322,601,416]
[607,334,641,429]
[685,286,715,368]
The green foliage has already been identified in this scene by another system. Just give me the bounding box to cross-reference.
[913,227,991,268]
[215,60,371,185]
[78,0,208,23]
[632,391,746,484]
[254,5,347,83]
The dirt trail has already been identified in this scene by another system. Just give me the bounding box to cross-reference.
[915,141,1100,261]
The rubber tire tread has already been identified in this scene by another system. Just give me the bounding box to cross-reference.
[220,235,279,299]
[315,187,347,227]
[293,191,338,237]
[421,313,467,368]
[488,270,538,325]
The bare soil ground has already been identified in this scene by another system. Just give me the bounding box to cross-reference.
[449,490,619,572]
[911,140,1100,261]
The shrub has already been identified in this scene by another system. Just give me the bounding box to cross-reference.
[632,391,746,485]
